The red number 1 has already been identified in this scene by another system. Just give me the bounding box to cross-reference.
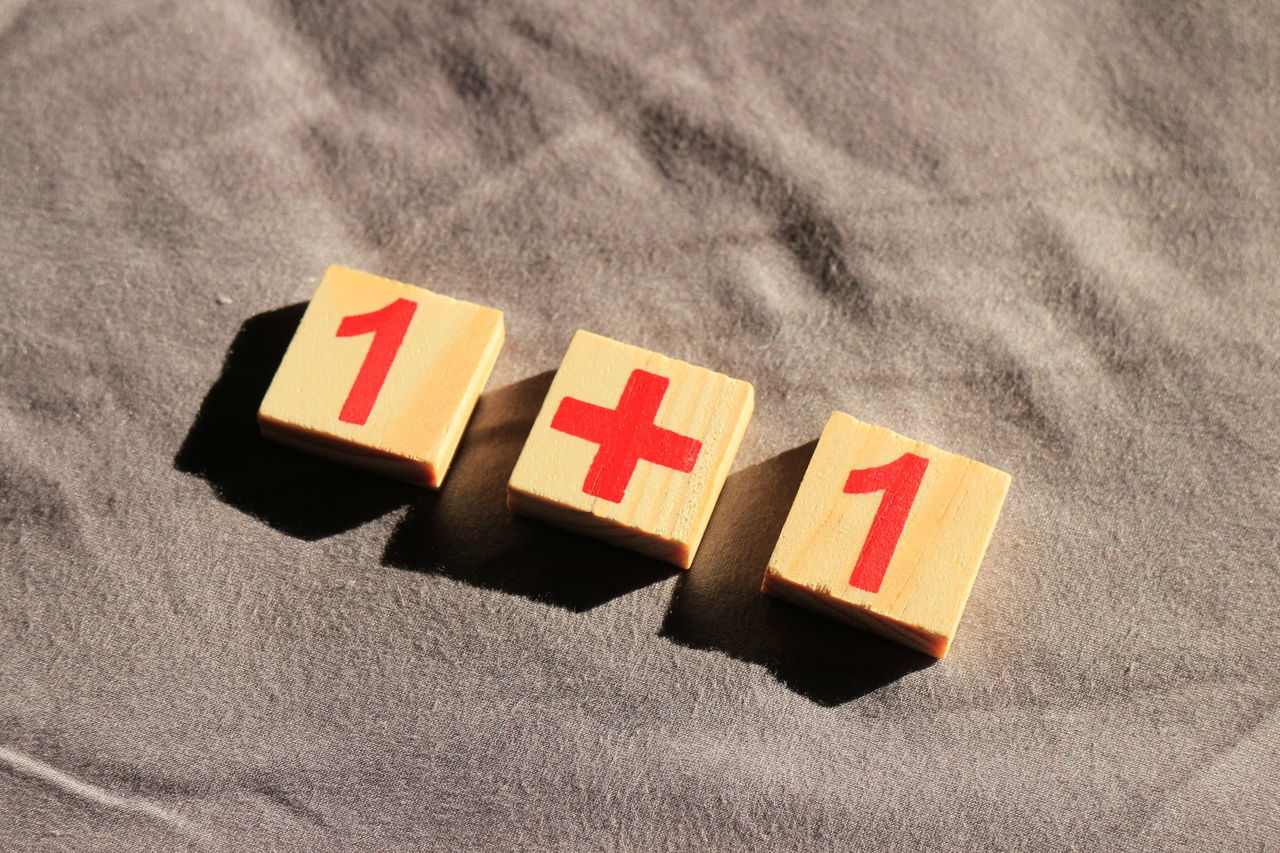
[335,298,417,425]
[843,452,929,593]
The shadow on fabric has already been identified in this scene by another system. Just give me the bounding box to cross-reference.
[174,304,419,540]
[662,442,934,706]
[382,372,679,611]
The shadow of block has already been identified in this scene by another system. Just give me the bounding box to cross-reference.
[662,441,934,706]
[175,304,418,540]
[382,372,679,611]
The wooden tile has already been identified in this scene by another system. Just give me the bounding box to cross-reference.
[258,266,504,487]
[507,330,754,568]
[762,411,1010,658]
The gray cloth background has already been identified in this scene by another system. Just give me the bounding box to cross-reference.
[1,0,1277,850]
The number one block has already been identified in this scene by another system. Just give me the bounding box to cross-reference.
[257,266,504,487]
[763,412,1011,658]
[507,331,754,568]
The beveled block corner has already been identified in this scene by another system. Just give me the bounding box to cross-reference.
[507,330,754,568]
[762,411,1010,658]
[257,265,503,487]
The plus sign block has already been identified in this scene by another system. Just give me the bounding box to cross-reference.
[257,266,504,487]
[762,412,1010,658]
[507,331,754,568]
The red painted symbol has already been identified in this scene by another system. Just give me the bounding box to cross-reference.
[844,452,930,593]
[550,369,702,503]
[335,297,418,425]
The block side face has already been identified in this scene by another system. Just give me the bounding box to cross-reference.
[507,486,691,567]
[258,415,434,486]
[765,411,1010,653]
[762,571,947,657]
[257,267,503,473]
[507,331,753,554]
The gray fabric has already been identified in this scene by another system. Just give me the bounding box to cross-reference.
[2,0,1277,849]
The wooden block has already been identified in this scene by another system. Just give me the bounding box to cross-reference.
[762,411,1010,658]
[507,330,754,568]
[257,266,504,487]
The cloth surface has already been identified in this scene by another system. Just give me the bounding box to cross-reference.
[2,1,1278,850]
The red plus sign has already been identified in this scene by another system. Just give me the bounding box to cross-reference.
[550,369,703,503]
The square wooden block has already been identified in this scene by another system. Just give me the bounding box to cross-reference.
[507,330,754,568]
[762,411,1010,658]
[258,266,504,487]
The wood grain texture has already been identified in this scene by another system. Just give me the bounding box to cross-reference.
[257,266,504,487]
[507,330,753,568]
[762,411,1011,657]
